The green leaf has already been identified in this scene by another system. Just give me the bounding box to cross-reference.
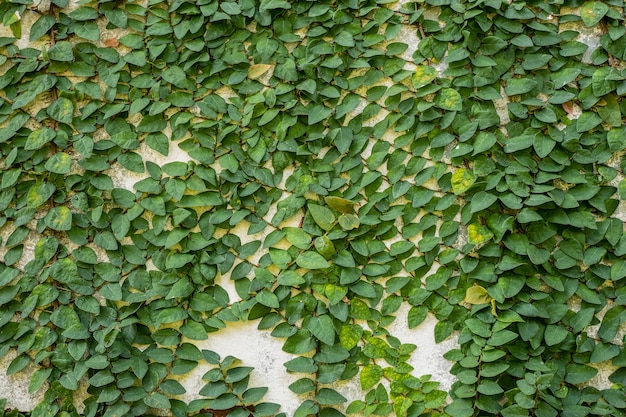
[50,305,88,339]
[45,206,72,231]
[7,355,31,375]
[445,399,474,417]
[74,21,99,41]
[25,127,56,150]
[242,386,268,403]
[94,231,118,250]
[296,251,330,269]
[308,314,335,345]
[30,15,56,41]
[581,1,609,27]
[284,357,317,373]
[487,330,518,346]
[166,279,194,299]
[160,380,186,396]
[598,306,625,342]
[434,321,455,343]
[408,306,428,328]
[500,405,529,417]
[544,325,569,346]
[277,270,305,287]
[565,364,598,384]
[611,259,626,280]
[28,368,52,394]
[527,246,550,265]
[255,290,280,308]
[330,127,353,153]
[260,0,292,11]
[44,152,72,174]
[477,380,503,395]
[590,342,620,363]
[338,213,360,230]
[308,105,332,125]
[325,283,347,305]
[283,330,316,354]
[472,132,497,155]
[48,41,74,61]
[47,97,75,124]
[316,388,347,405]
[162,66,194,89]
[504,78,537,95]
[219,154,238,173]
[533,134,555,158]
[470,191,498,213]
[111,130,140,150]
[225,366,254,383]
[284,227,312,250]
[608,127,626,152]
[294,401,319,417]
[308,203,336,230]
[200,381,228,398]
[210,392,239,410]
[289,378,316,394]
[1,168,20,189]
[569,308,595,333]
[598,95,621,127]
[576,112,603,133]
[335,31,355,47]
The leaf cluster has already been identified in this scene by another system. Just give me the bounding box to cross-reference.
[0,0,625,416]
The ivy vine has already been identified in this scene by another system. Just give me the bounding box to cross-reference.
[0,0,626,416]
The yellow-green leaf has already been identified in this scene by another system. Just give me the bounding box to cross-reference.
[339,324,363,350]
[465,285,493,305]
[324,196,355,213]
[360,364,383,390]
[412,65,437,89]
[451,168,477,195]
[27,182,56,208]
[248,64,273,79]
[394,397,413,417]
[314,236,335,258]
[436,88,463,111]
[467,223,494,245]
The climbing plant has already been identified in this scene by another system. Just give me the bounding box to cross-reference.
[1,0,626,416]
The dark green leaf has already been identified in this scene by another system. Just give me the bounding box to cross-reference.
[308,315,335,345]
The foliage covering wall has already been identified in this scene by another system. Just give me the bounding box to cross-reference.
[1,0,626,416]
